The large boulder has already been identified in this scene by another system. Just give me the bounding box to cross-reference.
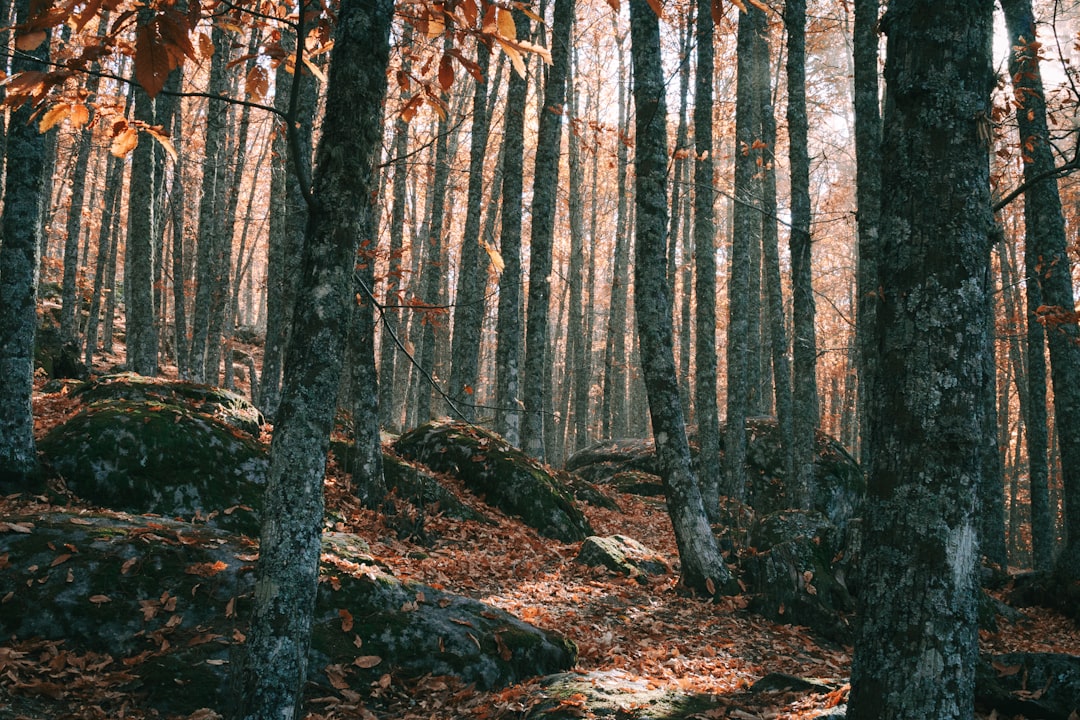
[739,510,855,642]
[566,418,864,532]
[38,383,267,535]
[976,653,1080,719]
[393,421,593,542]
[575,535,670,582]
[71,373,265,437]
[0,511,578,716]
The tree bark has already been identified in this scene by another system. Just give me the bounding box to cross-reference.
[726,6,766,503]
[853,0,881,467]
[628,0,734,597]
[522,0,573,460]
[448,40,494,420]
[693,0,721,521]
[232,1,392,716]
[1000,0,1080,584]
[785,0,818,509]
[847,1,993,717]
[0,0,48,484]
[494,11,529,447]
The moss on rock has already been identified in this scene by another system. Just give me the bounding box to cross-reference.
[393,421,593,542]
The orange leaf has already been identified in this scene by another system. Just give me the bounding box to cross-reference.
[712,0,726,22]
[438,54,454,92]
[69,103,89,129]
[49,553,71,568]
[15,30,46,51]
[135,20,171,98]
[645,0,664,19]
[89,594,111,604]
[353,655,382,668]
[339,608,354,632]
[497,7,516,39]
[246,65,268,101]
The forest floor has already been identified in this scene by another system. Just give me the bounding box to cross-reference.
[2,370,1079,719]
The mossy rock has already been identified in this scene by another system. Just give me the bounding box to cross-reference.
[976,652,1080,719]
[566,419,864,532]
[739,510,854,642]
[71,373,264,437]
[38,398,267,535]
[34,324,89,380]
[575,535,669,582]
[333,442,494,525]
[0,511,577,716]
[528,669,726,719]
[393,421,593,542]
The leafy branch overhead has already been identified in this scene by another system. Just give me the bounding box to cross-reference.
[2,0,554,153]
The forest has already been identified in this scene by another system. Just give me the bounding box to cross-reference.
[2,0,1080,717]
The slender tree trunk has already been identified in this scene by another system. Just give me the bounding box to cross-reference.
[693,0,721,521]
[564,52,590,454]
[378,25,414,433]
[603,23,631,440]
[448,41,494,419]
[628,0,735,597]
[786,0,818,509]
[125,29,160,376]
[522,0,573,460]
[847,0,993,716]
[233,2,392,715]
[495,10,529,446]
[84,151,125,367]
[169,108,189,375]
[0,2,48,484]
[1001,0,1080,583]
[756,24,795,490]
[853,0,881,467]
[726,6,765,502]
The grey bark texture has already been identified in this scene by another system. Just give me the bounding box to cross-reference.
[522,0,573,460]
[785,0,818,509]
[448,41,493,420]
[125,40,160,377]
[1001,0,1080,583]
[853,0,881,468]
[0,1,49,484]
[231,1,392,716]
[494,11,529,447]
[628,0,735,598]
[726,6,766,503]
[847,1,993,718]
[693,0,721,522]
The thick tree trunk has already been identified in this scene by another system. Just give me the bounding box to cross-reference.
[232,1,392,716]
[628,0,734,597]
[0,1,48,484]
[847,1,993,717]
[522,0,573,460]
[564,55,588,455]
[1001,0,1080,584]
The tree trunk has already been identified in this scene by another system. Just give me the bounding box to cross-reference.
[125,25,160,376]
[232,1,392,715]
[84,150,125,367]
[628,0,734,597]
[785,0,818,509]
[726,6,765,503]
[494,11,529,447]
[603,21,631,440]
[693,0,720,521]
[521,0,573,460]
[1000,0,1080,584]
[0,1,48,485]
[853,0,881,467]
[847,1,993,717]
[448,41,494,420]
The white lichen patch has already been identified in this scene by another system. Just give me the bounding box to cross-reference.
[946,520,977,590]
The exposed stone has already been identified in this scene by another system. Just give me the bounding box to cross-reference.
[576,535,670,582]
[0,511,577,716]
[393,421,593,542]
